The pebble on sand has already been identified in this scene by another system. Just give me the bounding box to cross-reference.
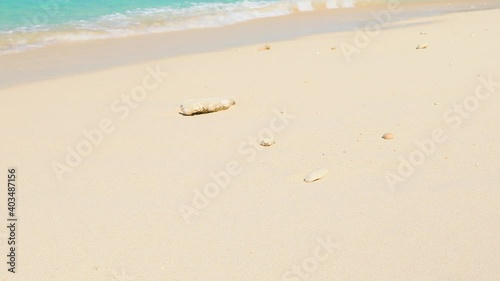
[416,43,428,49]
[258,45,271,51]
[180,97,235,116]
[260,138,275,147]
[382,133,394,140]
[304,168,329,183]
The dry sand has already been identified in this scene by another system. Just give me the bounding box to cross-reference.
[1,3,500,281]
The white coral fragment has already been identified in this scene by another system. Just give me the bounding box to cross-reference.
[180,97,236,116]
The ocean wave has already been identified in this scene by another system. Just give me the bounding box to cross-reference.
[0,0,356,55]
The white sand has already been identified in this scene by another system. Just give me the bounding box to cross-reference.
[1,4,500,281]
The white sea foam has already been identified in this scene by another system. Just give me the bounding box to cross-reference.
[0,0,358,55]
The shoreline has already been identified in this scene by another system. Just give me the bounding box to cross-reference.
[1,0,499,89]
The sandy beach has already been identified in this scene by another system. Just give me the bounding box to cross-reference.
[1,1,500,280]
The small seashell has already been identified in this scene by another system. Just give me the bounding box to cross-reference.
[260,138,275,147]
[382,133,394,140]
[416,43,428,49]
[304,168,329,183]
[331,47,337,51]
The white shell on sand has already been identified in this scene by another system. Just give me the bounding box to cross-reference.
[180,97,235,116]
[304,168,329,183]
[416,43,428,49]
[260,138,275,147]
